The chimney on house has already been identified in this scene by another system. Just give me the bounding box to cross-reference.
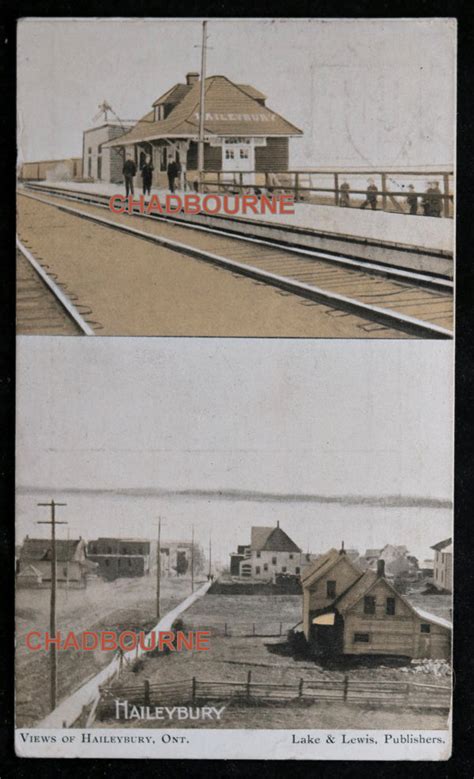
[339,540,346,555]
[377,559,385,578]
[276,520,280,528]
[186,72,199,85]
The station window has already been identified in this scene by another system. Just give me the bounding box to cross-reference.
[386,597,396,615]
[364,596,376,615]
[327,580,336,598]
[354,633,370,643]
[225,149,235,160]
[420,624,431,634]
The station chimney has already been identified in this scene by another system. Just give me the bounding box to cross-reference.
[186,72,200,85]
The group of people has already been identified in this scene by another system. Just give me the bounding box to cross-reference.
[122,155,182,197]
[338,178,444,217]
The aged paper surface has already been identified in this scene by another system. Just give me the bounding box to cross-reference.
[15,18,454,760]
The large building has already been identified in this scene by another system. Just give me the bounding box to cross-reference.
[17,536,96,588]
[431,538,452,593]
[301,548,451,660]
[229,523,313,580]
[100,73,302,189]
[87,538,153,581]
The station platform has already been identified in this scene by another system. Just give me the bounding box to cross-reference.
[25,180,454,277]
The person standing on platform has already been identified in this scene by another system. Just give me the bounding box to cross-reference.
[123,155,137,197]
[406,184,418,215]
[167,159,179,193]
[430,181,443,217]
[141,155,154,196]
[360,178,378,210]
[339,181,351,207]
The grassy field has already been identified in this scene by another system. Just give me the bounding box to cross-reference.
[95,590,451,731]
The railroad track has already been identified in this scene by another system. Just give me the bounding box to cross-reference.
[16,238,96,335]
[18,185,454,338]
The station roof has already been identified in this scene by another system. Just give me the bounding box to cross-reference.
[104,75,302,147]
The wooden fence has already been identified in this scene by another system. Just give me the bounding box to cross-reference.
[96,672,451,720]
[191,621,294,637]
[200,169,454,218]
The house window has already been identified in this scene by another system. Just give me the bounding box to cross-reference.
[327,580,336,598]
[295,567,300,574]
[354,633,370,643]
[63,567,68,577]
[289,554,293,560]
[263,564,268,571]
[138,547,143,555]
[105,559,110,567]
[282,567,287,573]
[386,597,396,615]
[256,552,261,558]
[420,623,431,633]
[128,559,132,567]
[255,566,260,575]
[272,557,277,565]
[107,547,112,554]
[364,596,376,615]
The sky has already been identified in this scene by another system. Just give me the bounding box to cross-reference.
[17,18,456,168]
[16,337,453,563]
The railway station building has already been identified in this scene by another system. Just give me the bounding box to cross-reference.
[99,73,303,188]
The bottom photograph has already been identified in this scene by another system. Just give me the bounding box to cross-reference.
[15,337,453,760]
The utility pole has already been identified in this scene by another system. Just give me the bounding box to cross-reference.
[156,517,162,621]
[37,499,67,712]
[191,525,195,593]
[197,20,208,190]
[208,532,212,579]
[65,526,70,602]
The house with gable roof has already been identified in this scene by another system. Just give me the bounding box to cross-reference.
[229,522,314,581]
[98,72,302,187]
[302,547,451,660]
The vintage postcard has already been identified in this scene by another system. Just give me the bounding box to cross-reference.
[16,18,454,339]
[15,17,455,761]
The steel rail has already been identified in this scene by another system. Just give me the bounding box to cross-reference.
[22,183,453,290]
[16,237,95,336]
[18,190,453,339]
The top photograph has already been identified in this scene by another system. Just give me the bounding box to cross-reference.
[16,18,455,339]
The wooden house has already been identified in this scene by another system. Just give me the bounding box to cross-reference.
[18,536,96,588]
[302,548,451,660]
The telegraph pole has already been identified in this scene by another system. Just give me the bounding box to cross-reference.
[197,20,208,190]
[37,499,67,711]
[191,525,195,593]
[156,517,162,621]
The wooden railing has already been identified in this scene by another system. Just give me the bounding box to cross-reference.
[95,672,451,720]
[198,169,454,218]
